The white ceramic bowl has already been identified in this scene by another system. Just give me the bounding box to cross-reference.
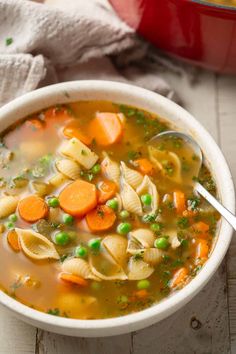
[0,81,234,337]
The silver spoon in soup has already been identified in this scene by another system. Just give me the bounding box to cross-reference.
[149,131,236,231]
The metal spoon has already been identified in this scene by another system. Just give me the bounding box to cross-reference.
[149,131,236,230]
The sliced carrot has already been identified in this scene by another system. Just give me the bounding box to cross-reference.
[88,112,124,146]
[133,289,148,299]
[18,195,49,223]
[173,191,186,215]
[134,158,155,175]
[170,267,188,288]
[192,221,209,238]
[97,180,117,204]
[63,119,92,145]
[60,273,88,287]
[196,239,209,259]
[25,118,44,130]
[7,230,21,252]
[44,107,72,129]
[86,205,116,232]
[59,180,97,217]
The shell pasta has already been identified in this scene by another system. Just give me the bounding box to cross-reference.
[0,101,220,319]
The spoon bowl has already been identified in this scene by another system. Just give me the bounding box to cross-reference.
[150,130,236,231]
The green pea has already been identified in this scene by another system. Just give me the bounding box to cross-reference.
[5,221,14,230]
[91,164,101,174]
[119,210,130,219]
[154,237,169,250]
[137,279,150,290]
[150,223,161,233]
[75,246,88,258]
[117,295,128,303]
[117,222,132,235]
[54,232,70,246]
[106,198,118,210]
[91,281,102,290]
[141,194,152,206]
[62,213,74,225]
[8,214,17,222]
[48,197,59,208]
[88,238,101,250]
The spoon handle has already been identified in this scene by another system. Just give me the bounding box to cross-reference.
[195,182,236,231]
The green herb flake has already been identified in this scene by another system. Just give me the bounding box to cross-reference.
[177,217,190,229]
[47,308,60,316]
[5,37,13,46]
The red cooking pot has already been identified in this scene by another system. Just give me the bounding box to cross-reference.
[109,0,236,73]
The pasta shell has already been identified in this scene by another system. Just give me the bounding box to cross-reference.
[143,248,163,265]
[16,228,59,260]
[115,193,123,212]
[101,155,120,186]
[128,257,154,280]
[49,173,69,188]
[89,250,127,280]
[127,238,145,255]
[120,179,143,216]
[55,158,80,180]
[30,181,52,197]
[148,146,182,183]
[60,137,98,169]
[136,175,159,216]
[0,195,18,219]
[102,235,128,266]
[62,258,99,280]
[129,228,155,248]
[120,161,143,189]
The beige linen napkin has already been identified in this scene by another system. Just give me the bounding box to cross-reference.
[0,0,175,107]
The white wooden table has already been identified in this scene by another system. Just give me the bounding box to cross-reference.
[0,69,236,354]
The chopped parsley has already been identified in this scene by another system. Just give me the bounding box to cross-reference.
[5,37,13,46]
[177,217,190,229]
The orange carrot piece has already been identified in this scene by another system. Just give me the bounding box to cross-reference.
[134,158,155,175]
[97,180,117,204]
[26,118,44,130]
[59,180,97,217]
[60,273,88,287]
[170,267,188,288]
[173,191,186,215]
[196,239,209,259]
[7,230,21,252]
[192,221,209,238]
[88,112,124,146]
[86,205,116,232]
[63,119,92,145]
[134,289,148,299]
[18,195,49,223]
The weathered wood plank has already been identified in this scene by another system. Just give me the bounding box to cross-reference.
[36,330,132,354]
[217,74,236,352]
[0,306,36,354]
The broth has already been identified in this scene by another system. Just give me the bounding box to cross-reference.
[0,101,220,319]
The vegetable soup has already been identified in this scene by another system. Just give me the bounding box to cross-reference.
[0,101,220,319]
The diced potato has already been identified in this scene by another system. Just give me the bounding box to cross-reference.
[60,137,98,169]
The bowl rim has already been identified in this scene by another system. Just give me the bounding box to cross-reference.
[0,80,234,336]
